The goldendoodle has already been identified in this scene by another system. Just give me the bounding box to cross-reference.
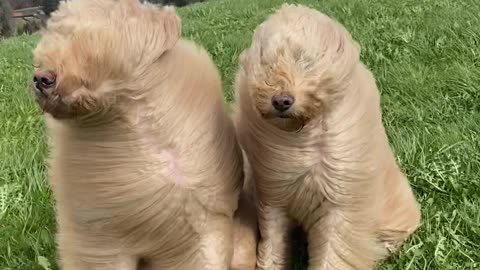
[32,0,256,269]
[233,4,421,270]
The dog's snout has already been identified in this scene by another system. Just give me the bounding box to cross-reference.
[33,71,56,93]
[272,94,295,112]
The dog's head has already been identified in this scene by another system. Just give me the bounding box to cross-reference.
[239,4,360,132]
[32,0,181,119]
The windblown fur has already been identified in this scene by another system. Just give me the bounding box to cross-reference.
[231,152,259,270]
[32,0,256,269]
[233,4,421,270]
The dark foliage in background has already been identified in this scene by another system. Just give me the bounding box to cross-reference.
[145,0,206,7]
[0,0,15,37]
[8,0,203,16]
[1,0,203,37]
[7,0,60,17]
[42,0,60,16]
[7,0,207,9]
[8,0,42,9]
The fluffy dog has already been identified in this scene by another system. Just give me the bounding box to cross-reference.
[32,0,257,269]
[233,4,421,270]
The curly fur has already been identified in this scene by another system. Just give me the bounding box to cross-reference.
[233,4,421,270]
[32,0,256,269]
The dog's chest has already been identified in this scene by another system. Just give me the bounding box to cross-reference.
[151,148,187,186]
[51,144,237,241]
[250,141,322,203]
[55,174,218,243]
[256,164,322,201]
[251,134,319,176]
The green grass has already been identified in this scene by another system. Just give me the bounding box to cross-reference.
[0,0,479,269]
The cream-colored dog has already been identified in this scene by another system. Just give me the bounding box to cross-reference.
[32,0,256,269]
[233,4,421,270]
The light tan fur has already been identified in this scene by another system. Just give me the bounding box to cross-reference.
[32,0,256,269]
[233,4,421,270]
[231,152,259,270]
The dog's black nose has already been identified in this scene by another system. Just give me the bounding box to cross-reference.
[33,71,56,94]
[272,94,294,112]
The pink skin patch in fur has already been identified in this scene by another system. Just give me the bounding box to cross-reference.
[161,149,185,186]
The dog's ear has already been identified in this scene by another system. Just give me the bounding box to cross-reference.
[115,3,181,68]
[122,0,141,11]
[161,6,182,52]
[279,2,296,10]
[238,49,254,75]
[138,4,181,53]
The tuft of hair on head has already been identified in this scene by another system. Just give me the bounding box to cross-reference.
[34,0,182,81]
[252,5,362,91]
[236,4,365,129]
[31,0,182,119]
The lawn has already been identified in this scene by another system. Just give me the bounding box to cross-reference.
[0,0,479,269]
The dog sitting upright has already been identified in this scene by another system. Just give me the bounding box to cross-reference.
[32,0,255,269]
[233,4,421,270]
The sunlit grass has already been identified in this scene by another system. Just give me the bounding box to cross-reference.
[0,0,479,269]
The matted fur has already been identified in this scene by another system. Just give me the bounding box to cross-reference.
[233,4,421,270]
[32,0,256,269]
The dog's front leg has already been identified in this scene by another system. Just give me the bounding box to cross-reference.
[306,200,378,270]
[198,216,234,270]
[256,205,292,270]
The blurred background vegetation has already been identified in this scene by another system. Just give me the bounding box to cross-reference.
[0,0,205,38]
